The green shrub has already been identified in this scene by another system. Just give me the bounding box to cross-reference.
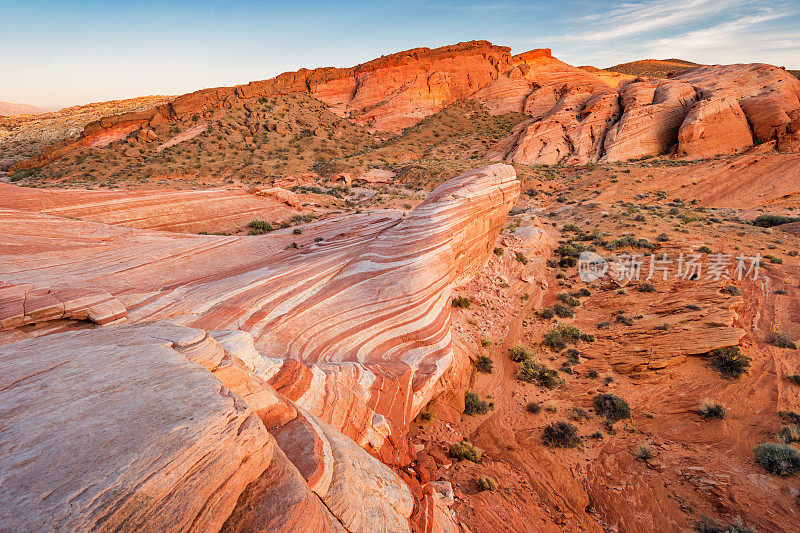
[754,442,800,475]
[475,475,497,491]
[475,355,494,374]
[526,401,541,414]
[9,168,36,182]
[449,438,482,462]
[564,349,580,364]
[778,425,800,444]
[493,247,504,256]
[709,346,751,379]
[656,232,669,242]
[752,214,800,227]
[722,285,741,296]
[542,421,581,448]
[696,516,755,533]
[464,391,490,416]
[420,411,434,422]
[517,359,562,389]
[509,345,535,362]
[563,223,581,232]
[557,293,581,307]
[597,321,611,330]
[698,245,713,254]
[248,219,274,235]
[698,400,726,420]
[587,369,599,379]
[769,332,797,350]
[515,251,529,265]
[537,307,555,319]
[552,304,574,318]
[542,325,594,350]
[593,393,631,423]
[293,228,302,235]
[452,296,471,309]
[480,337,493,347]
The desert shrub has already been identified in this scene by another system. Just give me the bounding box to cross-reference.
[475,475,497,491]
[480,337,493,347]
[509,345,535,362]
[656,232,669,242]
[464,391,490,416]
[559,256,578,268]
[709,346,751,379]
[248,219,274,235]
[557,292,581,307]
[754,442,800,475]
[552,304,574,318]
[765,254,783,264]
[696,516,755,533]
[722,285,741,296]
[542,421,581,448]
[545,404,558,413]
[293,228,302,235]
[778,425,800,444]
[769,332,797,350]
[698,400,726,420]
[542,325,594,350]
[569,407,591,421]
[603,376,614,385]
[537,307,555,319]
[615,314,633,326]
[597,321,611,330]
[593,393,631,423]
[420,411,434,422]
[475,355,494,374]
[637,282,656,293]
[752,214,800,227]
[493,247,504,256]
[526,401,541,414]
[564,349,580,364]
[686,304,702,311]
[698,245,713,254]
[787,375,800,385]
[449,438,482,462]
[517,359,562,389]
[452,296,471,309]
[633,443,652,461]
[515,251,529,265]
[654,323,669,331]
[587,369,599,379]
[563,223,581,232]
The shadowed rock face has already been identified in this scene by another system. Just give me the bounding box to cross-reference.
[0,164,520,531]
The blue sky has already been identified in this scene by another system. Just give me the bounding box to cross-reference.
[1,0,798,108]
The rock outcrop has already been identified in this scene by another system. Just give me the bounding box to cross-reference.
[12,44,800,173]
[0,164,520,531]
[490,63,800,164]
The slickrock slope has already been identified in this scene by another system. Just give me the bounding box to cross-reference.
[0,164,520,531]
[0,320,412,532]
[0,181,302,233]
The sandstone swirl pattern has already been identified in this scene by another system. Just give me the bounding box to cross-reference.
[0,164,520,531]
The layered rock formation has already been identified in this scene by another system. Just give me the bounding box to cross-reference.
[0,181,302,233]
[0,164,520,531]
[490,63,800,164]
[16,42,799,174]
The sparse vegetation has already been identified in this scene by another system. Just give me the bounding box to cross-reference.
[696,516,755,533]
[768,332,797,350]
[709,346,751,379]
[517,359,562,389]
[247,219,274,235]
[449,438,482,462]
[526,401,541,414]
[542,421,581,448]
[593,393,631,423]
[722,285,741,296]
[633,443,653,461]
[420,411,434,422]
[698,400,726,420]
[464,391,490,416]
[451,296,471,309]
[515,251,529,265]
[542,325,594,350]
[754,442,800,476]
[475,475,497,491]
[475,355,494,374]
